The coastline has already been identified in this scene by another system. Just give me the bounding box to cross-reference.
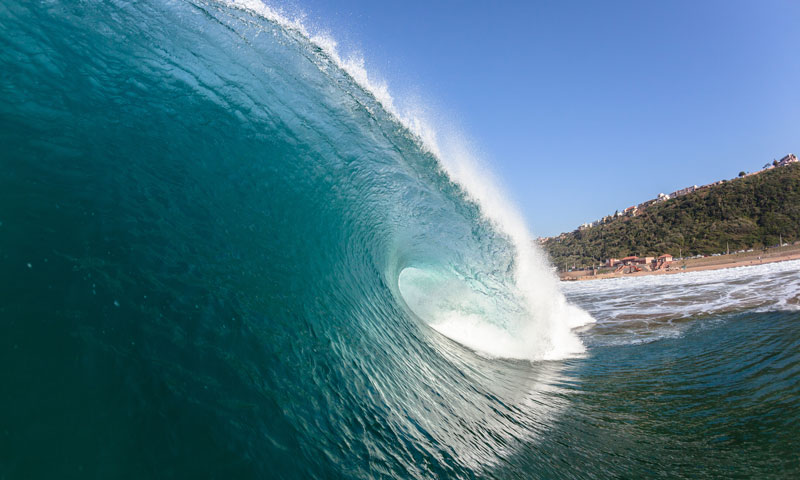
[560,245,800,281]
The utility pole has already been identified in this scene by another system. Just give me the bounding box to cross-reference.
[727,241,729,255]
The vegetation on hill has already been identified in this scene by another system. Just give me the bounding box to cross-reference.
[542,163,800,270]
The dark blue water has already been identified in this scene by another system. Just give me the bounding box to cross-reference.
[1,1,798,478]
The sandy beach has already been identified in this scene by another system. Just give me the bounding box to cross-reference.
[560,244,800,281]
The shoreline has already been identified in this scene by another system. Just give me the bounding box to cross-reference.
[560,247,800,282]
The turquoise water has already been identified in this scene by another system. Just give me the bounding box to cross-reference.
[1,1,798,478]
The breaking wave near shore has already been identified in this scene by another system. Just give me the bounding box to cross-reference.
[2,1,798,479]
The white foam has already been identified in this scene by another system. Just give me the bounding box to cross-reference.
[562,259,800,346]
[398,265,591,361]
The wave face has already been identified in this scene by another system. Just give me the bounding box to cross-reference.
[0,1,590,478]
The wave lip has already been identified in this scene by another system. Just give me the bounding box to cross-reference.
[218,0,596,361]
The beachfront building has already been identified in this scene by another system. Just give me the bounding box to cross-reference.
[606,258,620,267]
[654,253,674,270]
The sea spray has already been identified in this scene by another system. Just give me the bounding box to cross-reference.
[429,132,594,359]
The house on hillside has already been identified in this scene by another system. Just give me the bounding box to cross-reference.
[637,199,654,211]
[670,185,698,198]
[781,153,796,165]
[620,256,638,266]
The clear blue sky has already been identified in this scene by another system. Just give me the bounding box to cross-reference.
[275,0,800,236]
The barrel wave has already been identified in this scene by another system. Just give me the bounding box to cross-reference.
[0,0,589,477]
[3,1,799,479]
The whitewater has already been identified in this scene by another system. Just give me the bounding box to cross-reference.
[1,1,798,478]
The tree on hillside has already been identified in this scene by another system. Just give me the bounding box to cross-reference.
[739,171,746,177]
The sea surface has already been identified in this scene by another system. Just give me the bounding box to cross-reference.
[1,1,798,478]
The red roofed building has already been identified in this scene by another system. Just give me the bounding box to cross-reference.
[654,253,674,270]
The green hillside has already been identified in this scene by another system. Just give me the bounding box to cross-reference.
[542,163,800,269]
